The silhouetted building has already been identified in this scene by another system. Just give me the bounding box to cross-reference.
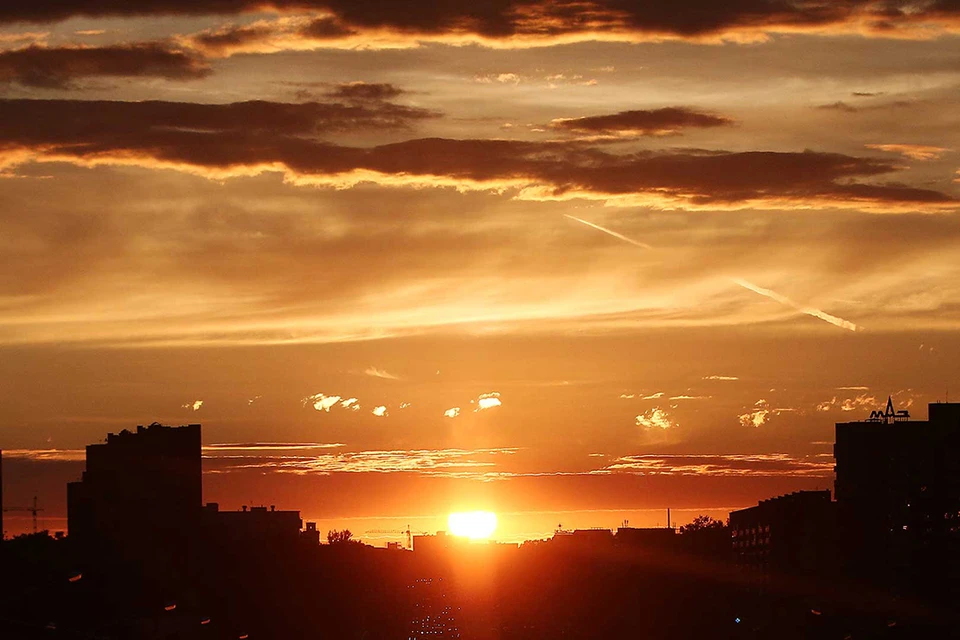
[570,528,614,544]
[302,521,320,545]
[67,423,202,548]
[615,526,676,550]
[413,530,453,556]
[730,490,836,577]
[202,503,303,545]
[548,528,615,553]
[835,399,960,603]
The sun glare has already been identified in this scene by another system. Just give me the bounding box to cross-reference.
[447,511,498,540]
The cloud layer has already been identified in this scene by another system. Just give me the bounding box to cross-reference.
[4,1,960,46]
[0,43,210,88]
[0,99,952,213]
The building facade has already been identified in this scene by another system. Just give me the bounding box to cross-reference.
[730,490,836,577]
[835,400,960,603]
[67,423,202,548]
[202,502,303,545]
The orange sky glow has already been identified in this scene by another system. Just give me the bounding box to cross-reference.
[1,0,959,543]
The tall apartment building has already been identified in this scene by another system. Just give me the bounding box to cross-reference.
[835,399,960,603]
[67,423,202,548]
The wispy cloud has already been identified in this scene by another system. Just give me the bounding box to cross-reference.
[703,375,738,381]
[203,442,346,453]
[604,453,833,478]
[207,447,518,477]
[865,143,950,161]
[816,393,878,412]
[10,444,834,483]
[738,399,798,427]
[365,366,400,380]
[182,400,203,411]
[371,405,388,417]
[475,72,521,84]
[444,407,461,418]
[1,448,86,462]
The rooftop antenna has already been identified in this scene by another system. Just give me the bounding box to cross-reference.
[667,508,671,530]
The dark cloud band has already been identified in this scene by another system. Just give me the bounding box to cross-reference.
[0,43,210,88]
[0,98,953,212]
[550,107,733,137]
[2,1,958,43]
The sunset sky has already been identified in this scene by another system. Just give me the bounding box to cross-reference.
[2,0,960,542]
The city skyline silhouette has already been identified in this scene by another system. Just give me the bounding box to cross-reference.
[3,397,960,638]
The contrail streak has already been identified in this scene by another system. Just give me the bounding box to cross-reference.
[563,214,653,249]
[565,215,862,332]
[732,279,862,332]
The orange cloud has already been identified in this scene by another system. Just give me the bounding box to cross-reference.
[603,453,833,478]
[0,99,953,214]
[866,143,951,161]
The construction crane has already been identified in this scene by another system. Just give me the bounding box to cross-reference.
[4,495,44,534]
[364,524,427,550]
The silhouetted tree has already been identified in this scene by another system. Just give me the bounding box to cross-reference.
[678,515,730,559]
[326,529,354,544]
[679,515,725,534]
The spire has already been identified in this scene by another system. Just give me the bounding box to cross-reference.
[885,396,895,418]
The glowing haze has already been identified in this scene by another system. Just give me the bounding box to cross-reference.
[1,0,959,542]
[448,511,499,540]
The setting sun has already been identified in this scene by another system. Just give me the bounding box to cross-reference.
[447,511,498,540]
